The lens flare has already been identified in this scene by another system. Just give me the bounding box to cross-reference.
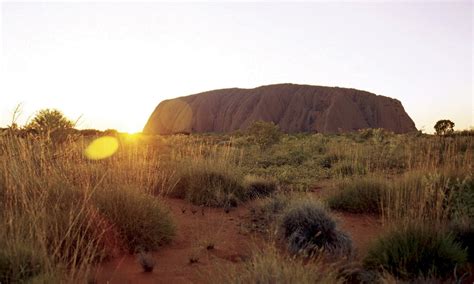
[159,99,193,133]
[84,136,119,160]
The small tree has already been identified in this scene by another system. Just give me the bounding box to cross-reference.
[247,120,282,149]
[434,119,455,136]
[25,109,74,134]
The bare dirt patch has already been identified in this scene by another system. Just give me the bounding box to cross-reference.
[95,198,255,283]
[95,187,386,283]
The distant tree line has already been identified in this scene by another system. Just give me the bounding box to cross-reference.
[1,107,472,139]
[1,108,119,142]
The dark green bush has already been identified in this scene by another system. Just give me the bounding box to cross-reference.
[255,150,306,168]
[450,220,474,262]
[281,200,352,257]
[364,225,467,280]
[172,167,245,207]
[248,194,291,234]
[243,175,278,199]
[24,108,74,134]
[259,194,291,216]
[94,187,175,252]
[449,175,474,220]
[247,120,282,149]
[327,177,388,214]
[0,241,43,283]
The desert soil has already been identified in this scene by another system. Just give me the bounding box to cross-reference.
[95,189,384,283]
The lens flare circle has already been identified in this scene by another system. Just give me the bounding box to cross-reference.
[84,136,119,160]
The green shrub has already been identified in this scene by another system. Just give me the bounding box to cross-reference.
[171,164,245,207]
[256,151,305,167]
[364,224,467,279]
[449,175,474,220]
[247,120,282,149]
[259,194,291,216]
[94,187,175,252]
[281,200,352,257]
[24,108,74,134]
[0,240,43,283]
[173,171,277,207]
[243,175,278,199]
[327,177,388,214]
[247,194,291,234]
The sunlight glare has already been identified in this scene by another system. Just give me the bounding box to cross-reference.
[122,132,142,143]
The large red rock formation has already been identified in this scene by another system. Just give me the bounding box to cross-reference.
[143,83,416,134]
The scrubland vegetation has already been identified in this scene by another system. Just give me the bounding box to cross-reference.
[0,119,472,282]
[0,133,175,282]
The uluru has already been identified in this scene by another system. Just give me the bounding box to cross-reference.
[143,83,417,135]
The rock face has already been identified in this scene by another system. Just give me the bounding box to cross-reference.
[143,83,416,134]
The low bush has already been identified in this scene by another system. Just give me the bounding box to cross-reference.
[281,200,352,257]
[169,159,278,207]
[94,187,175,252]
[327,177,388,214]
[247,120,282,149]
[259,194,291,216]
[243,175,278,199]
[247,194,291,234]
[173,168,244,207]
[449,175,474,220]
[213,246,338,283]
[0,239,43,283]
[364,224,467,280]
[450,219,474,262]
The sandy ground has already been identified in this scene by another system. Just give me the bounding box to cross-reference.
[95,189,384,283]
[95,198,256,283]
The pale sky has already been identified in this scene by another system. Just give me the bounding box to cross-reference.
[1,1,472,133]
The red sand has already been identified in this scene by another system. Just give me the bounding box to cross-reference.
[95,194,384,283]
[95,198,255,283]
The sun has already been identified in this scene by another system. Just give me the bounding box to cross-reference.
[121,132,144,143]
[119,124,142,134]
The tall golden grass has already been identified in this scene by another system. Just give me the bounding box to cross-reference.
[0,133,175,282]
